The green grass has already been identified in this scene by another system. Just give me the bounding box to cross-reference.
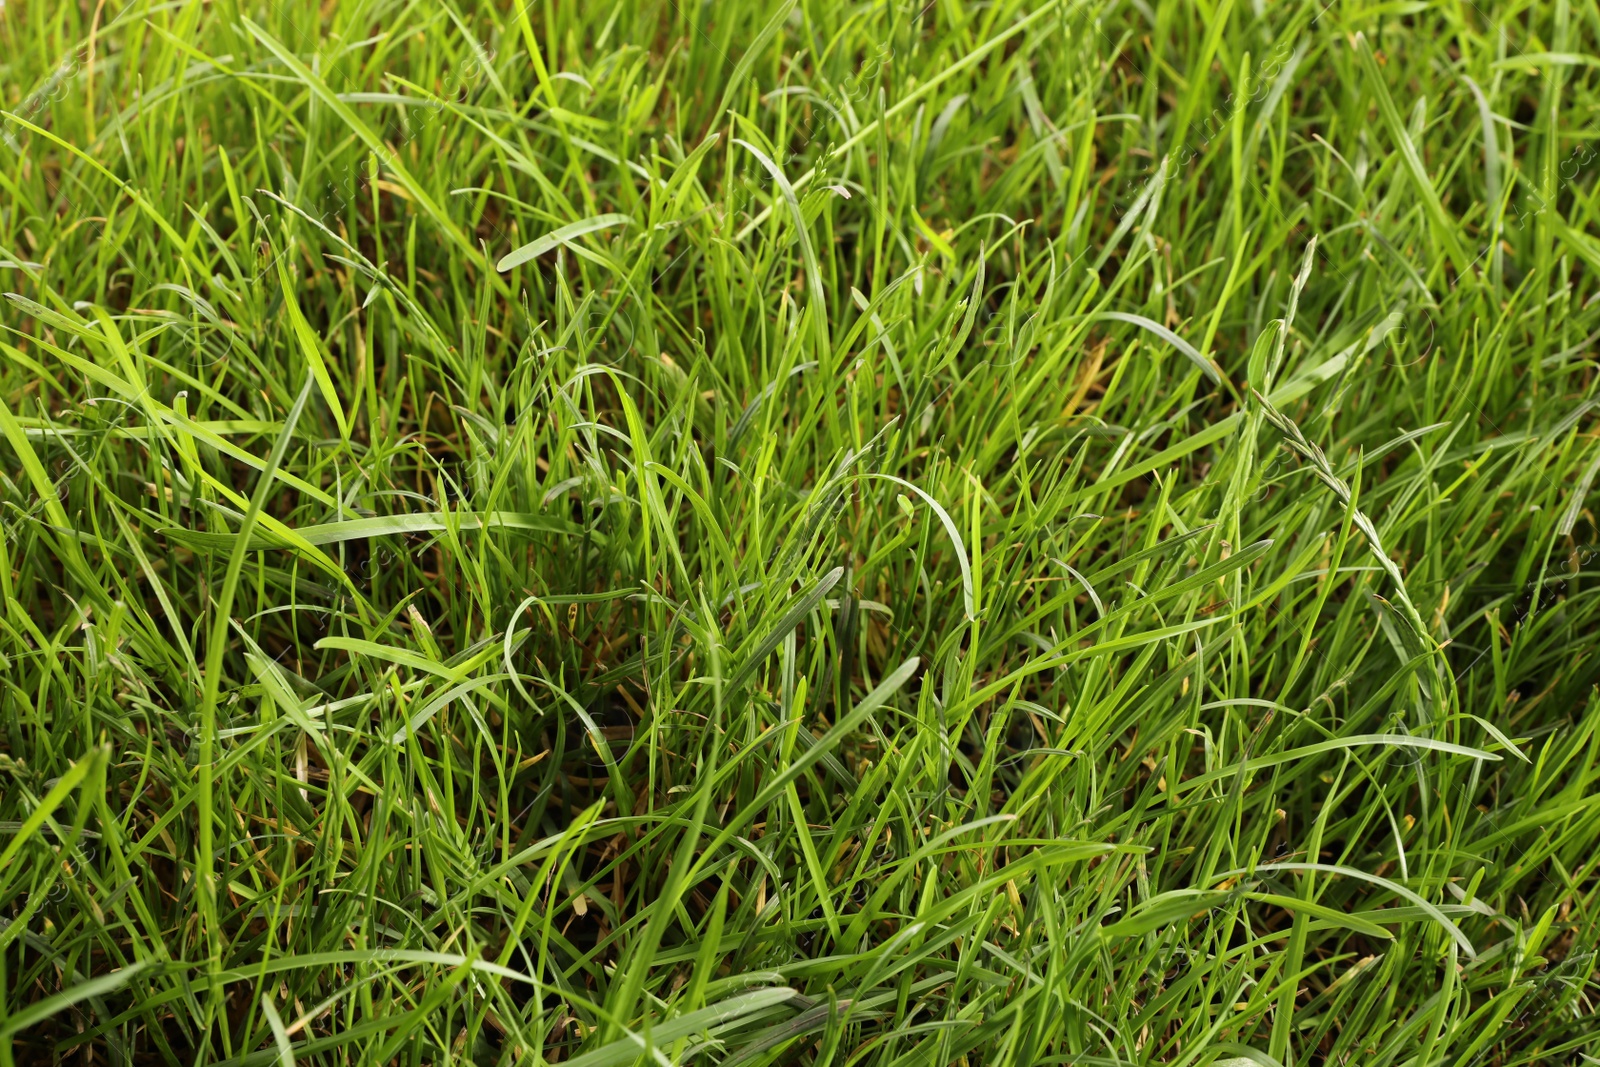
[2,0,1599,1063]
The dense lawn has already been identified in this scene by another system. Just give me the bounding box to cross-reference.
[2,0,1598,1063]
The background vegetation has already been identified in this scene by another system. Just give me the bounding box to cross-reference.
[1,0,1598,1063]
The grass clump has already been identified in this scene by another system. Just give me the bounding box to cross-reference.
[2,0,1599,1064]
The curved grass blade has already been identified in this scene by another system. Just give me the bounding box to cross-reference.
[496,213,632,272]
